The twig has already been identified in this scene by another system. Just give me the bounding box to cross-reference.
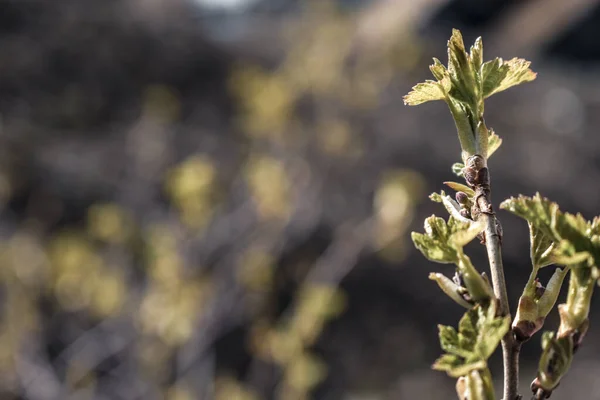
[479,184,520,400]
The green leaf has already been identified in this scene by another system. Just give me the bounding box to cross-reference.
[529,222,555,269]
[481,58,509,98]
[456,252,494,302]
[447,29,477,107]
[433,304,508,380]
[553,212,600,267]
[469,37,483,74]
[487,131,502,158]
[484,58,537,98]
[536,331,573,392]
[439,324,472,357]
[458,307,478,352]
[500,193,559,241]
[403,80,446,105]
[432,354,486,378]
[412,214,483,264]
[429,57,447,81]
[537,268,569,318]
[444,181,475,197]
[476,312,510,360]
[457,303,510,360]
[438,191,473,224]
[452,162,465,177]
[451,219,485,248]
[429,273,473,309]
[412,231,456,264]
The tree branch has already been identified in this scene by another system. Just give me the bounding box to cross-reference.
[478,178,520,400]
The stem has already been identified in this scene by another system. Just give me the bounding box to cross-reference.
[480,212,520,400]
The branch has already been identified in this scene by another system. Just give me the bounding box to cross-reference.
[470,156,520,400]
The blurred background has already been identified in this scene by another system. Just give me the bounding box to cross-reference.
[1,0,600,399]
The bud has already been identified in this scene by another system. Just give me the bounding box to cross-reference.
[466,154,485,171]
[456,191,469,205]
[464,167,478,187]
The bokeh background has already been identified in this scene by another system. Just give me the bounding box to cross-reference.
[1,0,600,399]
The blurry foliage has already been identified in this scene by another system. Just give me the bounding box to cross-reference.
[0,1,428,399]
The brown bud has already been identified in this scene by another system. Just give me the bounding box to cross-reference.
[463,167,478,187]
[455,191,469,205]
[514,320,537,342]
[466,155,485,171]
[459,208,471,219]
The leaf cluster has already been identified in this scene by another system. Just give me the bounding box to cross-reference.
[500,193,600,277]
[501,194,599,394]
[404,29,535,161]
[434,302,510,379]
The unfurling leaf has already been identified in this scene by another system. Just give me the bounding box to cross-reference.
[535,331,573,393]
[500,193,558,241]
[451,219,485,248]
[456,369,495,400]
[403,80,446,105]
[447,29,478,107]
[404,29,534,163]
[412,229,457,264]
[469,37,483,72]
[537,268,569,318]
[481,58,509,98]
[429,273,473,309]
[529,223,555,269]
[412,214,485,265]
[487,131,502,158]
[429,57,447,81]
[433,303,509,382]
[452,162,465,177]
[502,194,600,269]
[439,324,471,357]
[444,181,475,197]
[484,58,537,98]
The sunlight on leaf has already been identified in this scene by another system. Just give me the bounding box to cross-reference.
[403,81,446,105]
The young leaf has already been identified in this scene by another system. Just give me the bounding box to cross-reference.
[451,219,485,248]
[439,324,472,358]
[452,162,465,177]
[529,223,555,269]
[403,80,446,105]
[487,131,502,158]
[447,29,477,108]
[481,58,509,98]
[476,311,510,360]
[444,181,475,197]
[535,332,573,393]
[429,57,447,81]
[461,370,490,400]
[411,215,483,264]
[537,268,569,318]
[433,304,508,380]
[433,354,487,378]
[484,58,537,98]
[429,273,473,309]
[553,212,600,267]
[456,251,494,302]
[412,231,457,264]
[500,193,558,240]
[469,37,483,73]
